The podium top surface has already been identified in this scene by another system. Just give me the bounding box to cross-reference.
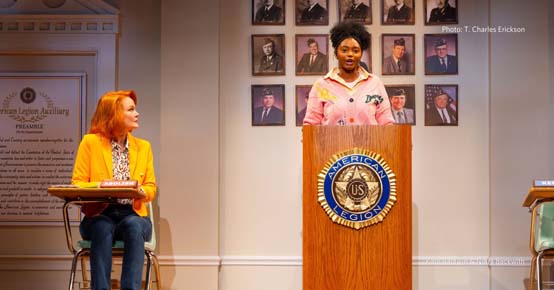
[48,186,145,200]
[522,185,554,207]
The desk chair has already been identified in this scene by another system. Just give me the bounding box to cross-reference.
[530,201,554,290]
[63,201,162,290]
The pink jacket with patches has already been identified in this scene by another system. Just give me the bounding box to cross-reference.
[303,68,395,126]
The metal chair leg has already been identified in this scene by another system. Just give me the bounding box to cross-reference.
[144,251,153,290]
[151,254,162,290]
[538,251,545,290]
[69,249,86,290]
[531,255,537,290]
[80,255,90,289]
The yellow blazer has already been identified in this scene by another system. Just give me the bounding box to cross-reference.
[72,133,157,217]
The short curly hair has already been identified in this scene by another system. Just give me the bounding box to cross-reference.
[330,21,370,52]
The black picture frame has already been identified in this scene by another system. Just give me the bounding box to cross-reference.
[295,0,329,26]
[381,34,415,75]
[382,0,415,25]
[424,33,458,75]
[295,34,329,76]
[385,84,416,125]
[424,0,458,25]
[252,0,286,25]
[424,84,459,126]
[296,85,312,126]
[361,44,372,73]
[338,0,372,25]
[252,84,286,126]
[252,34,286,76]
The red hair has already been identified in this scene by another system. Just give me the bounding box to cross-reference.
[89,90,137,138]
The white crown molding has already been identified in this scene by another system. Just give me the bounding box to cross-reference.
[74,0,119,14]
[0,0,118,15]
[0,255,533,270]
[0,14,119,34]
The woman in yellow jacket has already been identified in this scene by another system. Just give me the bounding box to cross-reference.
[72,90,156,290]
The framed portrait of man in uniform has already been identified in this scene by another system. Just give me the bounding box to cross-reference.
[252,0,286,25]
[424,84,458,126]
[382,0,415,25]
[252,84,286,126]
[296,0,329,26]
[295,34,329,76]
[381,34,415,75]
[338,0,372,25]
[358,33,372,73]
[424,33,458,75]
[296,85,312,126]
[252,34,286,76]
[425,0,458,25]
[385,84,416,125]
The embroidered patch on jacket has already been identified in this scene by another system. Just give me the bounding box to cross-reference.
[365,94,383,104]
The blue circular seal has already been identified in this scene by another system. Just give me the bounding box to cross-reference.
[318,148,396,230]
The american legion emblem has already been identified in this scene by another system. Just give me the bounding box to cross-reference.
[318,148,396,230]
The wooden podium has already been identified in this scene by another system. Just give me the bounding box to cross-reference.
[303,125,412,290]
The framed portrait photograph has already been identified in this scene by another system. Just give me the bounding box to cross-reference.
[296,0,329,26]
[295,34,329,75]
[385,84,416,125]
[252,34,286,76]
[382,0,415,25]
[381,34,415,75]
[424,84,458,126]
[296,85,312,126]
[252,84,286,126]
[338,0,372,25]
[361,45,372,73]
[253,0,286,25]
[424,33,458,75]
[425,0,458,25]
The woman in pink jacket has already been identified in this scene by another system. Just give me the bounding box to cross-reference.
[303,21,394,126]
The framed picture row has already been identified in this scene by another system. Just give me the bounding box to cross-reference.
[252,0,458,26]
[252,84,459,127]
[252,33,458,76]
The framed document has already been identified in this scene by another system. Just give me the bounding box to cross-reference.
[0,72,86,224]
